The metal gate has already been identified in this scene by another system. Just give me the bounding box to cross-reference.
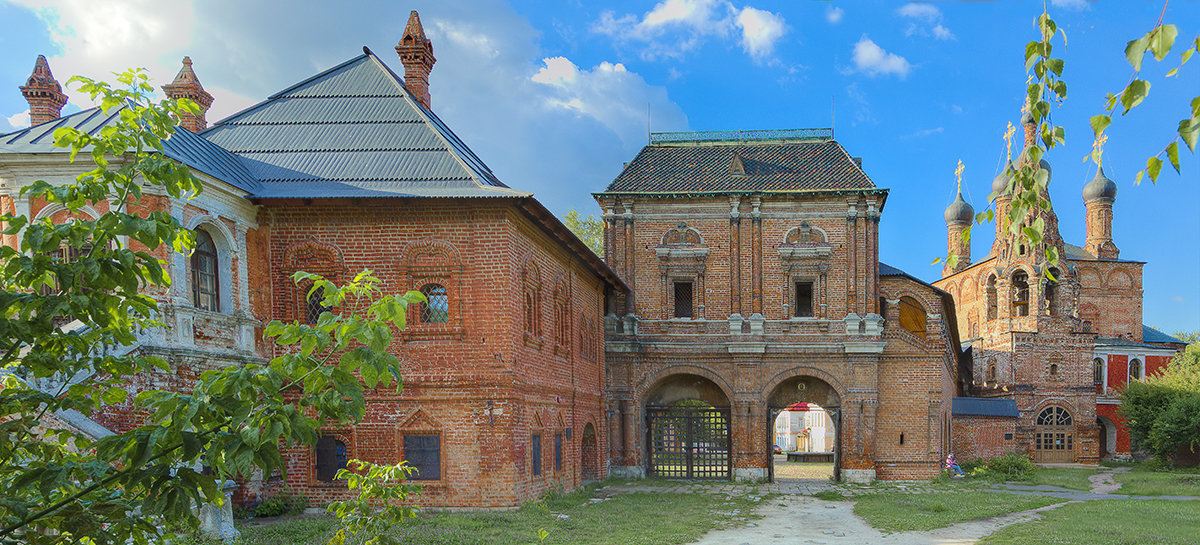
[646,405,731,480]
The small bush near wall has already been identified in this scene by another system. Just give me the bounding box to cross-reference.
[253,488,308,518]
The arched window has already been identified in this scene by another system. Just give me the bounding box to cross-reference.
[305,285,329,325]
[1129,358,1143,381]
[987,359,998,382]
[420,283,449,323]
[1044,267,1060,315]
[1093,358,1105,392]
[191,229,219,312]
[315,435,347,482]
[986,275,998,320]
[898,296,927,339]
[1036,406,1073,426]
[1011,271,1029,317]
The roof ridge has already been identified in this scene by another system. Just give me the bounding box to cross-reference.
[204,54,373,131]
[360,49,507,189]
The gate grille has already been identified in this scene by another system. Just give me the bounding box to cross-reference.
[646,405,731,480]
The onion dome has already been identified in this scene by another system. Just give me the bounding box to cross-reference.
[944,191,974,225]
[1082,167,1118,202]
[991,163,1011,197]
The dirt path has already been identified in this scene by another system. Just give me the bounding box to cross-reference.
[687,496,1071,545]
[1088,466,1130,494]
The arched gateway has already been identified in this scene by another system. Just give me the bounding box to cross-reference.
[767,375,842,481]
[598,129,961,483]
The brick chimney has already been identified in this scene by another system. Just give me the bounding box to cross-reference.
[396,10,436,110]
[161,57,214,133]
[20,55,68,126]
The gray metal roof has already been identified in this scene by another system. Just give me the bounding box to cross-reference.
[203,49,527,199]
[952,397,1018,418]
[0,105,259,192]
[1095,336,1167,350]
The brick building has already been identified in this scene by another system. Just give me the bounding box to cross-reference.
[596,131,965,482]
[936,111,1186,463]
[1,12,623,508]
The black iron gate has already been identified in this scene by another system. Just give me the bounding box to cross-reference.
[646,405,731,480]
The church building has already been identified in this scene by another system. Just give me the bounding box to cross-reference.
[936,111,1185,463]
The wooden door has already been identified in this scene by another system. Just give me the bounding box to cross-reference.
[1034,406,1074,463]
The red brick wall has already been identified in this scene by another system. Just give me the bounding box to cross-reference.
[263,198,608,507]
[952,416,1018,461]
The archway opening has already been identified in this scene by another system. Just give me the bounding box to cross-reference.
[1096,416,1117,460]
[767,375,841,483]
[581,423,599,482]
[644,374,731,480]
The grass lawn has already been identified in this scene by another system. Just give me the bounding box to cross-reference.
[852,491,1060,532]
[195,485,761,545]
[978,499,1200,544]
[1115,467,1200,496]
[1023,468,1097,491]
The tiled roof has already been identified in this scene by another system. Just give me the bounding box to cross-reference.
[602,138,876,194]
[0,105,259,193]
[203,49,529,199]
[1143,325,1186,345]
[952,397,1018,418]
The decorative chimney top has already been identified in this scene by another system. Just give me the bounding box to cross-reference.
[162,56,214,133]
[20,55,68,126]
[396,10,436,110]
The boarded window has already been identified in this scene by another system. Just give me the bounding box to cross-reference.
[420,283,449,323]
[191,229,219,312]
[532,434,542,476]
[795,282,814,317]
[403,434,441,480]
[673,281,693,318]
[315,435,347,482]
[554,433,563,472]
[898,296,927,339]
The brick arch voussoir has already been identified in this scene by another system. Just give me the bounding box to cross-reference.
[397,237,463,269]
[637,365,736,407]
[283,237,347,276]
[760,365,848,407]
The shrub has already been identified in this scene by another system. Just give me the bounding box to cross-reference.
[253,489,308,518]
[985,451,1036,478]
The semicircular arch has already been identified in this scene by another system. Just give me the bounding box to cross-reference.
[639,366,735,408]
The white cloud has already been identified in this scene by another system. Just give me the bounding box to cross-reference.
[902,126,944,139]
[851,36,911,78]
[1050,0,1092,10]
[10,0,689,218]
[896,3,955,41]
[736,7,787,61]
[844,82,875,126]
[593,0,787,62]
[531,57,686,148]
[5,110,30,130]
[826,6,844,25]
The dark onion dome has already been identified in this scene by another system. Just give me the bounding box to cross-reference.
[1083,166,1118,202]
[991,163,1011,197]
[944,191,974,225]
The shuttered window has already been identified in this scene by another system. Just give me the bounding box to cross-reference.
[532,434,542,476]
[403,434,441,480]
[554,433,563,472]
[315,435,347,482]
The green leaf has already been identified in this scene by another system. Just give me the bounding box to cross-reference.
[1180,117,1200,152]
[1090,115,1111,138]
[1045,58,1064,76]
[1121,80,1150,114]
[1125,34,1151,71]
[1166,142,1180,174]
[1146,156,1163,183]
[360,363,379,389]
[1148,25,1178,62]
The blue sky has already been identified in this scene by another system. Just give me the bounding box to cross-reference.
[1,0,1197,333]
